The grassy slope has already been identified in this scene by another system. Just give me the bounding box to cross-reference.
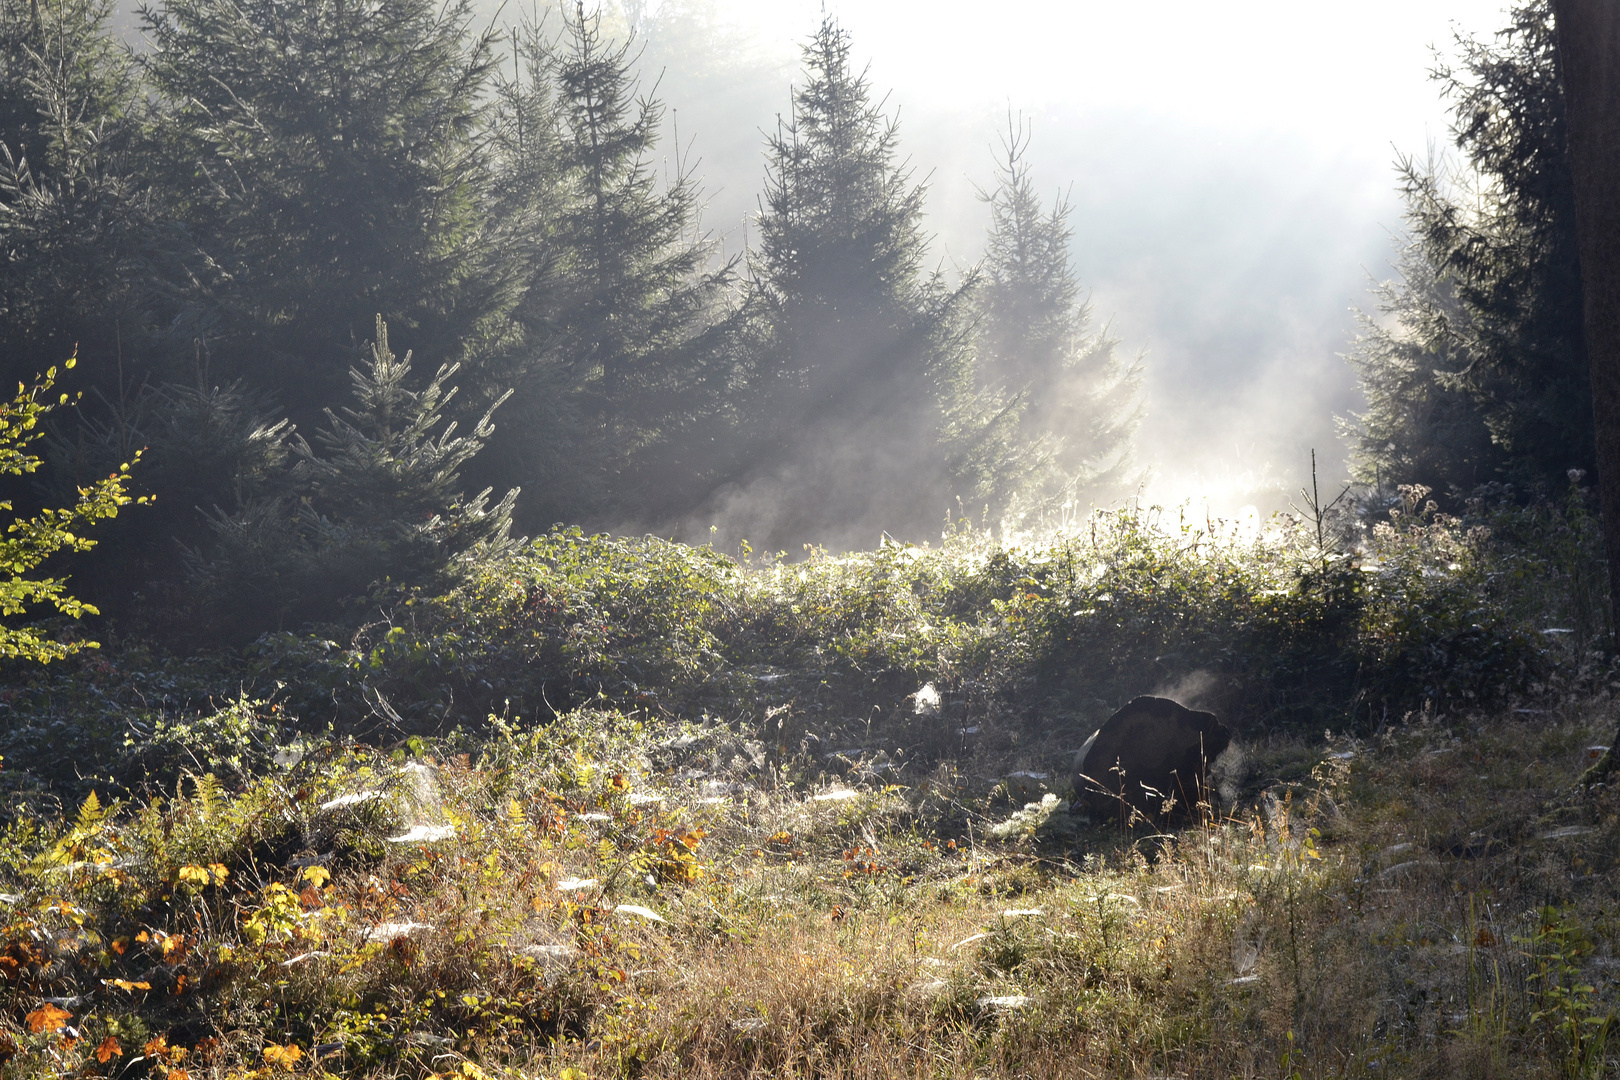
[0,502,1616,1079]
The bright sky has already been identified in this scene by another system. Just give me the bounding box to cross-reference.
[719,0,1509,155]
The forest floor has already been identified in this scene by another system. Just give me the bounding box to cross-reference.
[4,695,1620,1080]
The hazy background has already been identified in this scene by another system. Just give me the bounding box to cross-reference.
[605,0,1511,519]
[112,0,1514,518]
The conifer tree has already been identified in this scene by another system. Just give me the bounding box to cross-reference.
[730,16,1009,546]
[190,318,518,638]
[295,316,518,569]
[1343,226,1504,494]
[41,374,300,627]
[481,6,736,530]
[0,0,160,391]
[976,117,1141,518]
[1347,0,1590,496]
[138,0,506,419]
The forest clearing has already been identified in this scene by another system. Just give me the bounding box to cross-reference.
[3,0,1620,1075]
[2,506,1619,1079]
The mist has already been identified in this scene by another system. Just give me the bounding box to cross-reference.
[88,0,1515,553]
[614,0,1509,524]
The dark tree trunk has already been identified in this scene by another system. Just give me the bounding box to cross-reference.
[1551,0,1620,782]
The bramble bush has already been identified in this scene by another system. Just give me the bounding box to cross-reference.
[0,481,1604,811]
[262,485,1598,745]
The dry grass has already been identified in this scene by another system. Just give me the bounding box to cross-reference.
[4,700,1620,1080]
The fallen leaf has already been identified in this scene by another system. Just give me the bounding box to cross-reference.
[95,1035,122,1063]
[263,1042,304,1069]
[24,1003,71,1034]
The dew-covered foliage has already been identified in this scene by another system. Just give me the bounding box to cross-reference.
[0,490,1611,1079]
[2,489,1606,811]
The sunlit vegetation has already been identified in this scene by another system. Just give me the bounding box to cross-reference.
[0,487,1615,1078]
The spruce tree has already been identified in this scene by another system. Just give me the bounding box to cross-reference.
[138,0,505,420]
[1343,224,1504,494]
[295,317,518,572]
[189,317,518,638]
[976,116,1141,518]
[732,16,1007,547]
[42,374,299,629]
[480,6,736,531]
[1347,0,1590,496]
[0,0,160,391]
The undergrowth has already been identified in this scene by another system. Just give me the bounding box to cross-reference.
[0,487,1614,1078]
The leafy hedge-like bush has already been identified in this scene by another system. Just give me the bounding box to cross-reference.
[251,491,1596,740]
[1,487,1603,808]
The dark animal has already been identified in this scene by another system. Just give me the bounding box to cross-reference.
[1070,696,1230,822]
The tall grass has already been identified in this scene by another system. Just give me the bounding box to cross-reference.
[3,700,1620,1078]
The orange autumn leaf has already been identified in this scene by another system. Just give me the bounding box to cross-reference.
[95,1035,122,1063]
[166,1070,190,1080]
[24,1003,71,1034]
[263,1043,304,1069]
[144,1036,169,1058]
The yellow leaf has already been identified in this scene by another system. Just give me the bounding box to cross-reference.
[301,866,331,888]
[178,866,211,886]
[102,978,151,991]
[263,1043,304,1069]
[558,1068,589,1080]
[208,863,230,884]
